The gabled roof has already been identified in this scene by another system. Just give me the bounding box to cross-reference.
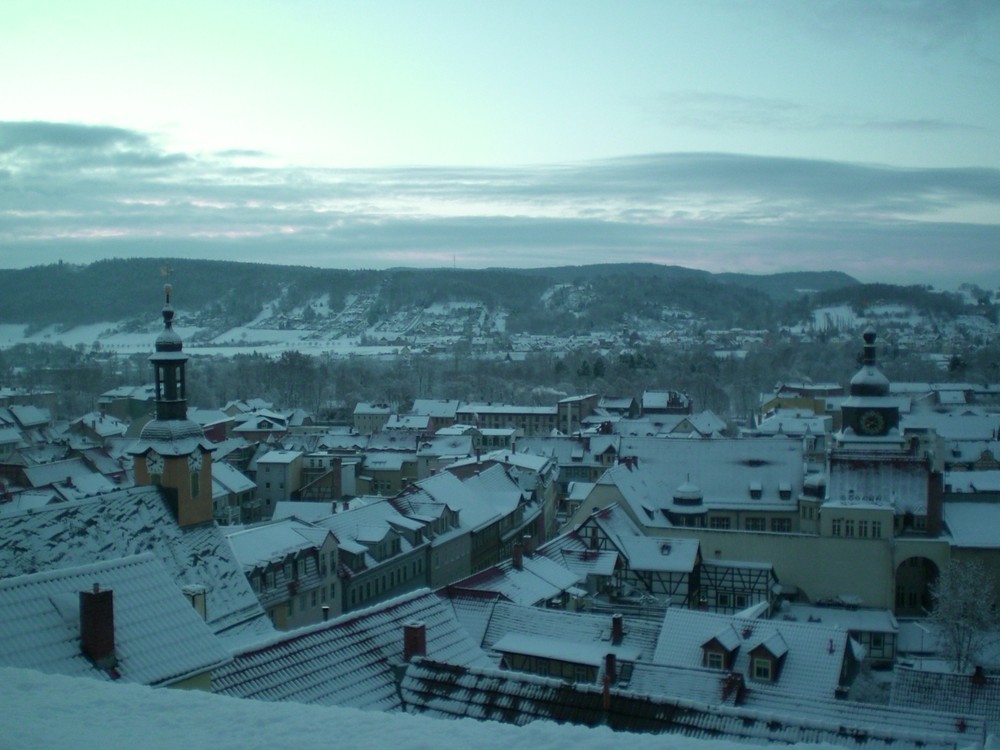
[0,553,230,686]
[0,485,273,648]
[213,588,490,711]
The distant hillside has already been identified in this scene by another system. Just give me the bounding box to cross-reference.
[4,258,970,338]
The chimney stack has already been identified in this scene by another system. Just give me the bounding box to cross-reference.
[182,584,208,620]
[322,605,330,622]
[611,613,624,645]
[512,543,524,571]
[604,652,617,683]
[403,621,427,662]
[80,583,116,668]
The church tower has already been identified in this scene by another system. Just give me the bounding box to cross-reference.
[131,284,214,526]
[835,327,904,451]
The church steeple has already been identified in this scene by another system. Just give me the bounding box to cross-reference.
[131,283,214,526]
[152,283,189,421]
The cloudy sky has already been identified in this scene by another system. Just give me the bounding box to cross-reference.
[2,1,999,287]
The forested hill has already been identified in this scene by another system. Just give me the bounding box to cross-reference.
[2,256,973,335]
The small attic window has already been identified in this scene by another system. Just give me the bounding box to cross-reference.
[749,481,763,500]
[778,481,792,500]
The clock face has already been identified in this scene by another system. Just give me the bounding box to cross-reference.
[147,450,164,474]
[188,450,203,472]
[859,409,885,436]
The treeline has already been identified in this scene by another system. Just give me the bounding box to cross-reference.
[9,334,999,422]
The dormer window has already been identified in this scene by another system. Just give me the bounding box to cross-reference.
[705,650,726,670]
[749,481,763,500]
[778,481,792,500]
[748,633,788,683]
[752,656,773,681]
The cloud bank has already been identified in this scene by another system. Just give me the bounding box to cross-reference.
[1,121,998,287]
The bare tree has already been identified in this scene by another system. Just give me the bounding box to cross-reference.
[928,559,1000,673]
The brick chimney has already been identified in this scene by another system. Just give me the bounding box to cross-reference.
[604,652,617,683]
[512,542,524,570]
[80,583,116,668]
[611,613,624,645]
[403,621,427,662]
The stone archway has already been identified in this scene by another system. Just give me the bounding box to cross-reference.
[894,557,940,616]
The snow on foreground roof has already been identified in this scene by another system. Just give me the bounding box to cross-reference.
[6,665,990,750]
[0,667,766,750]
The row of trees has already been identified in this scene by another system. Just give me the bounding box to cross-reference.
[6,333,999,422]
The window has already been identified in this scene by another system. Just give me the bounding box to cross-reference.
[287,599,294,617]
[297,558,306,577]
[717,593,731,608]
[831,519,842,536]
[870,633,884,649]
[845,519,855,537]
[771,518,791,533]
[858,520,869,538]
[706,651,724,670]
[872,521,882,539]
[744,517,765,531]
[330,583,336,600]
[752,657,772,681]
[710,516,731,530]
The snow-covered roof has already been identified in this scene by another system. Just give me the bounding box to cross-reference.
[902,412,1000,441]
[652,608,851,702]
[213,588,490,711]
[0,485,273,648]
[257,449,302,465]
[601,438,804,524]
[778,603,898,634]
[7,664,979,750]
[446,554,582,607]
[211,461,256,495]
[479,600,662,667]
[0,554,230,686]
[410,399,460,418]
[225,519,331,571]
[943,502,1000,548]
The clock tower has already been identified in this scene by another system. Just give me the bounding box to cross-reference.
[835,327,904,451]
[130,284,214,526]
